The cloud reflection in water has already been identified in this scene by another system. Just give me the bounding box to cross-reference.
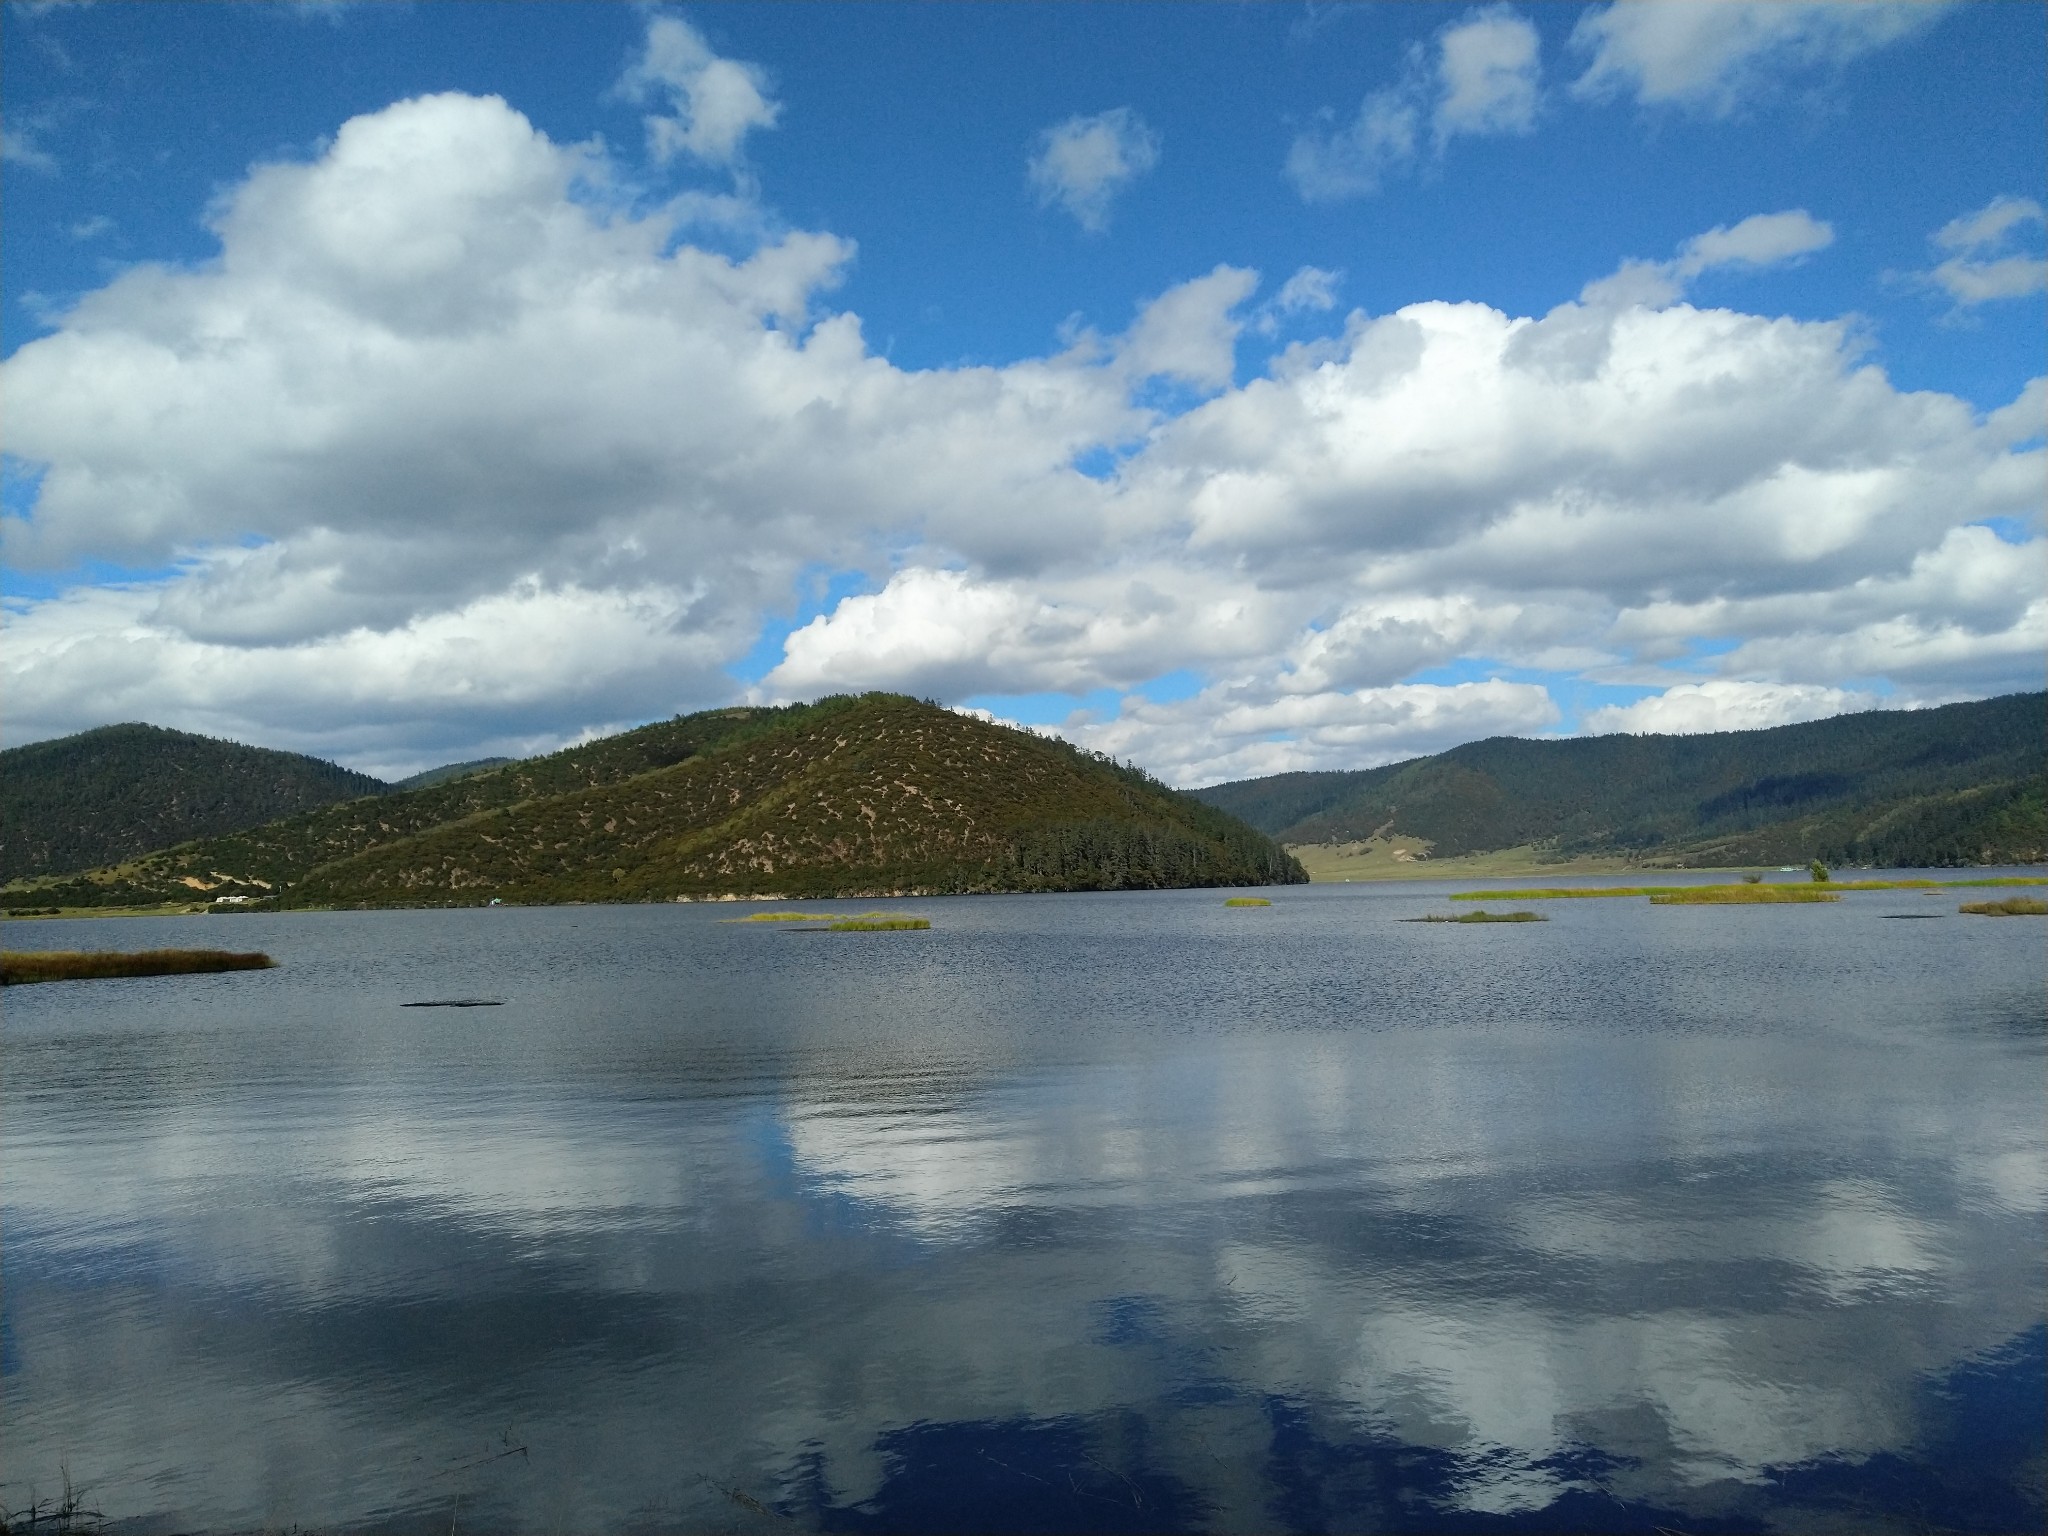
[1,890,2041,1532]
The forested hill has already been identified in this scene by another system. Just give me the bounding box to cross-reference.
[5,696,1302,909]
[1191,692,2047,869]
[5,704,805,907]
[392,757,514,790]
[0,724,390,883]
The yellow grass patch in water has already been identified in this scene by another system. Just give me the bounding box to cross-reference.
[1455,877,2044,903]
[1648,887,1840,905]
[726,910,931,931]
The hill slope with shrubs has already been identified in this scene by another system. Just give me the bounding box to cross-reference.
[1192,692,2046,869]
[6,696,1302,909]
[0,724,389,883]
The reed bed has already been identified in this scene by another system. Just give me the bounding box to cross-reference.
[1,948,276,985]
[1455,885,1690,901]
[729,910,931,931]
[1454,876,2045,903]
[1403,910,1546,923]
[1648,887,1841,905]
[1958,896,2048,916]
[1224,897,1272,907]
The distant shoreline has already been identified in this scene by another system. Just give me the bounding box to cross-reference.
[1288,840,2048,883]
[9,863,2047,918]
[1290,839,1711,883]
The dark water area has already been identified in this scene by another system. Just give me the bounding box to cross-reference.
[3,879,2043,1533]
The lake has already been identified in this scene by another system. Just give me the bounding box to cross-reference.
[3,880,2043,1533]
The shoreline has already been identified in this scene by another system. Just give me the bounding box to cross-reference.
[1289,839,1740,883]
[7,862,2047,919]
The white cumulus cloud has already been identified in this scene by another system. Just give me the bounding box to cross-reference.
[617,13,780,169]
[1677,209,1835,273]
[1027,107,1161,233]
[1570,1,1948,117]
[1579,209,1833,309]
[1254,266,1343,337]
[1584,680,1879,737]
[1937,196,2046,255]
[0,91,2038,782]
[1435,6,1542,142]
[1922,195,2048,308]
[1288,7,1539,202]
[1075,680,1563,786]
[1115,265,1258,390]
[1286,86,1421,202]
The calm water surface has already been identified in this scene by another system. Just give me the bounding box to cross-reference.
[3,880,2043,1533]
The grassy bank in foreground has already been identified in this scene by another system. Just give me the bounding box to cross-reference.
[1452,877,2048,902]
[1,949,276,984]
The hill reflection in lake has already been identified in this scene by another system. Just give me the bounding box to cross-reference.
[3,882,2042,1533]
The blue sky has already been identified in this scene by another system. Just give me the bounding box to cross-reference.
[3,1,2043,780]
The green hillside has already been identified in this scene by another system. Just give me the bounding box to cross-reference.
[0,723,389,883]
[392,756,514,790]
[6,696,1302,909]
[3,704,795,909]
[1192,692,2046,869]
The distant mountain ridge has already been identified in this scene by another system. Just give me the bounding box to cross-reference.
[0,723,389,883]
[4,696,1303,909]
[1191,692,2047,869]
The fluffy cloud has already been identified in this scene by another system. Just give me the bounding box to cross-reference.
[1027,108,1161,233]
[766,289,2039,779]
[617,14,779,169]
[1114,265,1258,390]
[0,572,725,778]
[0,92,1140,766]
[2,88,2040,781]
[764,560,1298,708]
[1288,6,1540,202]
[1286,86,1420,203]
[1270,266,1340,317]
[1611,524,2048,693]
[1253,266,1344,339]
[1678,208,1835,272]
[1923,195,2048,308]
[1072,680,1562,786]
[1583,680,1878,737]
[1570,1,1947,117]
[1434,6,1542,142]
[1580,209,1833,308]
[1938,196,2047,255]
